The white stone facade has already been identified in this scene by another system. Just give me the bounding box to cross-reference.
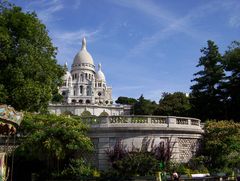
[61,37,112,105]
[49,37,128,116]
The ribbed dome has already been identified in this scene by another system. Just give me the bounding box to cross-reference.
[96,63,106,82]
[72,37,94,66]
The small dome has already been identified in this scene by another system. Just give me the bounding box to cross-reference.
[96,63,106,82]
[72,37,94,66]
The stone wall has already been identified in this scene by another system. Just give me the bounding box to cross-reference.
[87,115,203,170]
[48,103,130,116]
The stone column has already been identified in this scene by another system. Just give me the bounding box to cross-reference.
[98,137,110,170]
[83,85,86,96]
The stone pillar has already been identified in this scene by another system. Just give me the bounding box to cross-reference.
[167,116,176,127]
[66,79,68,88]
[69,77,72,87]
[98,137,110,170]
[76,86,79,96]
[83,86,86,96]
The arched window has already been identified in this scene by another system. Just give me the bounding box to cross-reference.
[81,74,83,82]
[79,99,83,104]
[72,99,76,103]
[86,100,91,104]
[87,86,91,96]
[80,86,83,94]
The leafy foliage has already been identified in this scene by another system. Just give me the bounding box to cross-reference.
[81,110,92,117]
[200,120,240,173]
[0,2,64,112]
[56,159,95,178]
[106,138,175,176]
[132,95,157,115]
[115,96,137,105]
[14,113,93,179]
[155,92,191,116]
[99,111,109,116]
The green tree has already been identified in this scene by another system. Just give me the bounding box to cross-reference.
[0,2,64,112]
[154,92,191,116]
[190,40,225,121]
[115,96,137,105]
[14,113,93,180]
[200,120,240,173]
[132,95,157,115]
[221,41,240,121]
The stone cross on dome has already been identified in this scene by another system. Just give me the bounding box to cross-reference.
[81,37,87,50]
[98,63,102,71]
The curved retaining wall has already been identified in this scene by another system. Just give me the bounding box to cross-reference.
[86,115,203,170]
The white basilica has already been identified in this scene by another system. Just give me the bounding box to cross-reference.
[61,37,112,105]
[49,38,129,116]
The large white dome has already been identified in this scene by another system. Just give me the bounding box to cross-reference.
[72,37,94,66]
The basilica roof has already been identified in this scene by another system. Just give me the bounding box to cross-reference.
[72,37,94,66]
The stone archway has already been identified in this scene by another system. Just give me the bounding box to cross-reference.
[81,110,92,117]
[99,111,109,117]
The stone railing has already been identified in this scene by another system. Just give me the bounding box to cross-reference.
[83,115,202,130]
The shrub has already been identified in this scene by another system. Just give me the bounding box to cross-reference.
[106,138,175,176]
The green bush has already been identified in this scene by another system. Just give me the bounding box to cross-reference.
[56,159,94,178]
[114,152,159,176]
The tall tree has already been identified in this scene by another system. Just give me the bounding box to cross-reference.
[115,96,137,105]
[0,2,64,112]
[190,40,225,121]
[154,92,191,116]
[132,95,157,115]
[221,41,240,121]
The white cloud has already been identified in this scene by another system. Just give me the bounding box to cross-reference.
[25,0,64,23]
[53,29,101,45]
[119,0,226,58]
[229,15,240,28]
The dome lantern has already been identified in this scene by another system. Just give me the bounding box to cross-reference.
[71,37,95,72]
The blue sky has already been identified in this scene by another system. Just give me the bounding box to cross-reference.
[10,0,240,102]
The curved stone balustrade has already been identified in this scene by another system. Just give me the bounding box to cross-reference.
[83,115,202,133]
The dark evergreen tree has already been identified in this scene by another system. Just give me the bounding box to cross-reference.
[221,41,240,121]
[190,40,225,121]
[132,95,157,115]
